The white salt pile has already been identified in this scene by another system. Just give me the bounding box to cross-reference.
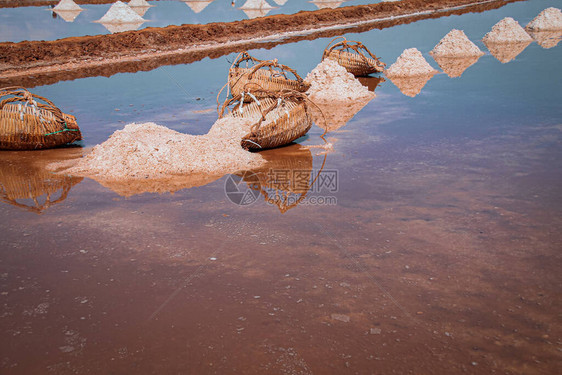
[96,1,145,24]
[53,0,82,11]
[58,119,264,180]
[305,59,374,102]
[239,0,275,10]
[431,29,484,57]
[385,48,438,77]
[482,17,532,43]
[304,59,374,131]
[129,0,152,7]
[526,7,562,31]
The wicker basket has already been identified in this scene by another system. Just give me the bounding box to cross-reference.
[228,52,310,100]
[322,37,386,76]
[220,87,313,151]
[0,87,82,150]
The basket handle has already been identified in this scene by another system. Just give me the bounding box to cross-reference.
[232,51,263,68]
[247,59,306,84]
[0,86,66,124]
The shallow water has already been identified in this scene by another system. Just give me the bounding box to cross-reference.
[1,0,562,374]
[0,0,381,42]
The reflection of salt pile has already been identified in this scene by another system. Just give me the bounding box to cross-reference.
[525,7,562,31]
[483,18,532,64]
[310,0,344,10]
[53,0,83,22]
[431,29,484,57]
[305,59,374,131]
[527,30,562,49]
[431,55,481,78]
[57,119,264,182]
[129,0,153,18]
[385,48,438,77]
[525,8,562,49]
[183,0,214,14]
[239,0,276,19]
[387,75,434,97]
[272,0,288,5]
[483,17,532,43]
[96,1,146,33]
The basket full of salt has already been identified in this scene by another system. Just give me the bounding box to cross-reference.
[0,87,82,150]
[228,52,310,100]
[322,37,386,76]
[219,85,312,151]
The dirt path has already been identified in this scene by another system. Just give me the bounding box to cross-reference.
[0,0,522,87]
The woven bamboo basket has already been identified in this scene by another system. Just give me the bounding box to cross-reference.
[219,87,313,151]
[0,86,82,150]
[228,52,310,100]
[322,37,386,76]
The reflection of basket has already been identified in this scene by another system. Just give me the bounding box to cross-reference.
[236,144,314,213]
[322,37,385,76]
[0,154,83,214]
[228,52,310,100]
[0,87,82,150]
[219,87,313,151]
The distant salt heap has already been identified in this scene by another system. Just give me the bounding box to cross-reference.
[385,48,438,77]
[60,119,264,180]
[239,0,276,19]
[483,17,532,43]
[431,29,484,56]
[97,1,145,24]
[305,59,374,131]
[184,0,214,14]
[525,7,562,31]
[53,0,82,11]
[129,0,152,7]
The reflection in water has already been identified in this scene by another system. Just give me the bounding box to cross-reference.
[0,152,83,214]
[484,40,531,63]
[239,0,276,19]
[387,73,436,97]
[357,76,385,92]
[183,0,215,14]
[236,144,315,213]
[53,9,83,22]
[310,96,375,132]
[309,0,345,10]
[130,6,152,17]
[99,22,145,33]
[432,55,482,78]
[527,30,562,49]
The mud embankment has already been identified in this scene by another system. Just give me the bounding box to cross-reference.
[0,0,523,87]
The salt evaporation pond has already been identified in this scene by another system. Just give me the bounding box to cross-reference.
[1,0,561,374]
[0,0,382,42]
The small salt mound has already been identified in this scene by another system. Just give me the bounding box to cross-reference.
[129,0,151,7]
[61,119,264,180]
[483,17,532,43]
[431,29,484,57]
[526,7,562,31]
[305,59,374,102]
[239,0,275,10]
[385,48,438,77]
[53,0,82,11]
[97,1,145,23]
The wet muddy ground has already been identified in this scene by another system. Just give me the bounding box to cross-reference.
[1,0,562,374]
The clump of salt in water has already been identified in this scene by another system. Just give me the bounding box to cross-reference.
[54,118,264,183]
[525,7,562,31]
[483,17,532,43]
[305,59,374,132]
[385,48,438,77]
[96,1,145,24]
[431,29,484,57]
[430,29,483,78]
[525,8,562,49]
[53,0,82,11]
[482,18,532,64]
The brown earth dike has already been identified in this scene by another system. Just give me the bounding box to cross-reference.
[0,0,523,87]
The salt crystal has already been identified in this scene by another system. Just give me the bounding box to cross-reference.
[385,48,438,77]
[526,7,562,31]
[431,29,484,57]
[482,17,533,43]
